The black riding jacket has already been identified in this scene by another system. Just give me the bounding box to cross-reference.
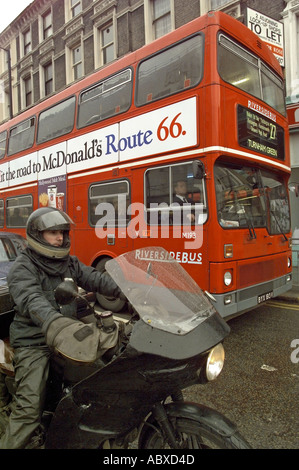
[7,248,119,348]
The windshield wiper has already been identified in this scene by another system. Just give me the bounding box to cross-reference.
[269,209,288,241]
[231,190,256,239]
[225,171,256,239]
[243,210,256,239]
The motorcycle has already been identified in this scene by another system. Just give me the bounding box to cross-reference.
[0,247,251,449]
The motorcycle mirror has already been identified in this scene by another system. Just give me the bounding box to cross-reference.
[146,262,157,280]
[55,279,79,305]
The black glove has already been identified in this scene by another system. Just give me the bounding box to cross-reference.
[99,271,126,301]
[119,291,127,301]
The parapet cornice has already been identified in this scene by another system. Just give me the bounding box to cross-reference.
[0,0,50,47]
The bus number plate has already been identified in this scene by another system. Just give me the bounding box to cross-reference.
[257,291,273,304]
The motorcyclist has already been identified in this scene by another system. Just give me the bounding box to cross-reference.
[0,207,123,449]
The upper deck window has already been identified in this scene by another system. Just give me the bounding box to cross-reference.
[37,97,75,144]
[8,118,35,156]
[0,200,3,227]
[218,33,286,116]
[0,131,7,159]
[77,69,132,128]
[136,34,204,106]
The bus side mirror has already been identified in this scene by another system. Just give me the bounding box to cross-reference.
[192,160,205,179]
[288,182,299,197]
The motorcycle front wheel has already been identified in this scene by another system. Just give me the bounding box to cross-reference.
[140,418,251,449]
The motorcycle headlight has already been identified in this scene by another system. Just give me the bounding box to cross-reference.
[206,344,225,381]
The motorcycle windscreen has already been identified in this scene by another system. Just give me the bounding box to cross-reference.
[106,247,216,335]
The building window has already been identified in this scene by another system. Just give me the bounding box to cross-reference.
[44,62,53,96]
[72,44,83,80]
[23,29,31,55]
[0,85,10,121]
[101,25,114,65]
[152,0,171,39]
[144,0,173,43]
[42,9,53,40]
[210,0,233,8]
[24,76,32,107]
[71,0,81,18]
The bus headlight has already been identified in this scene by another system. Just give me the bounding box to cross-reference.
[224,271,232,286]
[206,344,225,381]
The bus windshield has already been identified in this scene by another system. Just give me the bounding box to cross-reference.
[215,162,290,235]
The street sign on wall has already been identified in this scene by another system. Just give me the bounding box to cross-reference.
[246,7,284,67]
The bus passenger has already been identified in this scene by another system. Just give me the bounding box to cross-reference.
[0,207,124,449]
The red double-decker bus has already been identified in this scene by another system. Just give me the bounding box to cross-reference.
[0,11,292,318]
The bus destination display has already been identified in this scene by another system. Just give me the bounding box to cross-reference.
[237,105,285,161]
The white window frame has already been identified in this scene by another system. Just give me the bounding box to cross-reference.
[66,40,84,84]
[281,0,299,101]
[210,0,233,9]
[22,28,32,57]
[200,0,240,15]
[72,43,83,80]
[0,88,10,121]
[144,0,175,44]
[39,8,53,41]
[94,21,116,69]
[40,61,53,98]
[21,73,33,109]
[65,0,82,23]
[71,0,82,18]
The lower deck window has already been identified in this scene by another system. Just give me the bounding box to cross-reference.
[145,161,207,226]
[89,180,130,227]
[6,195,33,228]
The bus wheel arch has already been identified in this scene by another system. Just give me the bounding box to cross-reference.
[94,255,126,313]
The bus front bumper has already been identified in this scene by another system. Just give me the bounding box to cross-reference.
[209,274,292,319]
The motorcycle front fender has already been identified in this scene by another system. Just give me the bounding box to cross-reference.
[164,402,237,437]
[139,401,238,446]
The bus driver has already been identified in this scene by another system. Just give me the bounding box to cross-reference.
[172,180,195,224]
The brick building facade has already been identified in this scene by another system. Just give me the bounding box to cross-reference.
[0,0,287,123]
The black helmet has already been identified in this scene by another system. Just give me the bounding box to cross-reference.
[26,207,74,259]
